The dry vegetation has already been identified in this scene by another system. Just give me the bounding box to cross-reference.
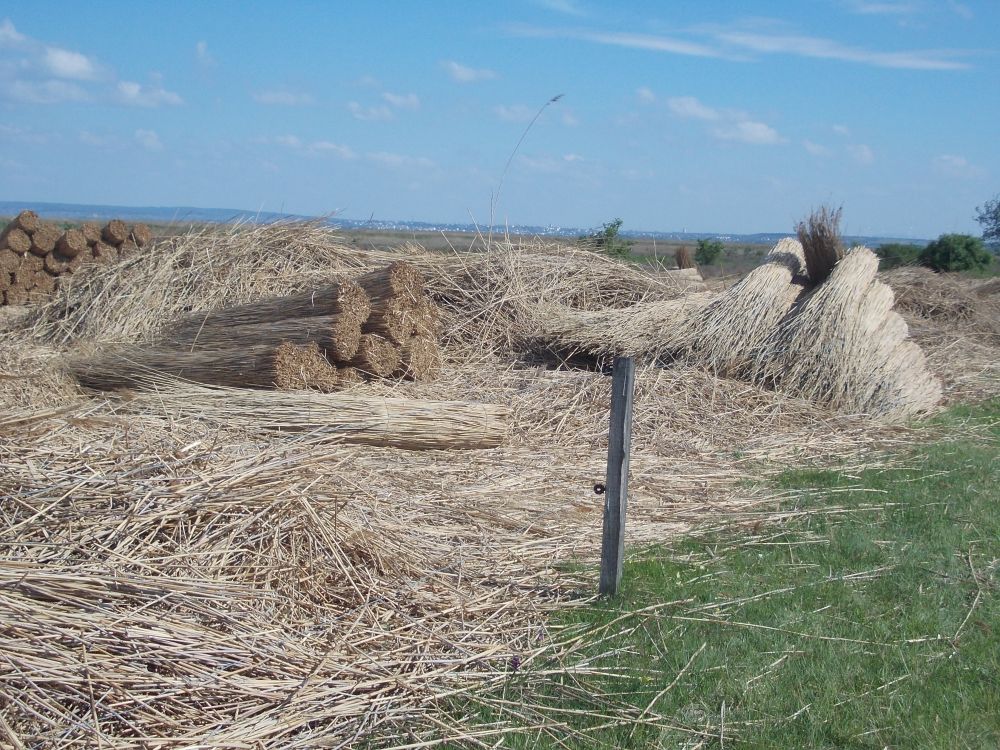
[1,219,998,747]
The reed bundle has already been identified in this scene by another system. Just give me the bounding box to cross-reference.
[753,247,942,420]
[69,342,340,392]
[359,261,440,343]
[167,313,363,362]
[676,238,808,375]
[125,380,509,450]
[0,225,31,255]
[529,293,714,358]
[11,209,40,234]
[395,335,442,380]
[169,279,371,335]
[797,205,845,283]
[676,245,696,270]
[348,332,400,377]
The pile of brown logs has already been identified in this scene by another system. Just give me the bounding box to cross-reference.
[1,210,152,306]
[70,261,444,392]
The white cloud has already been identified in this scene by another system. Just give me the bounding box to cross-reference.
[847,143,875,164]
[934,154,984,179]
[535,0,585,14]
[442,60,498,83]
[667,95,719,120]
[846,1,917,15]
[253,89,315,106]
[311,140,356,159]
[367,151,434,168]
[43,47,98,80]
[803,139,830,156]
[716,30,969,70]
[714,120,783,145]
[832,124,851,136]
[381,91,420,109]
[636,86,656,103]
[79,130,111,147]
[117,80,183,107]
[563,153,584,162]
[347,101,393,121]
[0,18,26,45]
[6,79,89,104]
[494,104,534,122]
[507,24,725,59]
[195,40,216,66]
[134,129,162,151]
[269,134,356,159]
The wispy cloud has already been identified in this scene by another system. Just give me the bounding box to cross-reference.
[494,104,535,123]
[367,151,434,168]
[666,94,783,145]
[847,143,875,164]
[134,129,163,151]
[803,139,831,156]
[441,60,498,83]
[253,89,315,106]
[845,1,918,15]
[832,124,851,136]
[6,79,89,104]
[716,30,970,70]
[0,18,25,44]
[934,154,984,179]
[382,91,420,109]
[667,95,719,120]
[534,0,586,15]
[268,134,356,159]
[507,24,724,58]
[195,40,216,67]
[714,120,783,145]
[347,101,393,121]
[117,78,183,107]
[636,86,656,103]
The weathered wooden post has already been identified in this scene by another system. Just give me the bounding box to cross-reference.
[599,356,635,597]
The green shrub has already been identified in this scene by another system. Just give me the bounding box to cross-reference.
[586,218,632,257]
[694,238,724,265]
[919,234,992,272]
[876,242,924,270]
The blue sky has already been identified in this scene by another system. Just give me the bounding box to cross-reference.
[1,1,997,237]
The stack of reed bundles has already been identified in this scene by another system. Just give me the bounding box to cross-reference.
[74,263,444,394]
[1,210,153,306]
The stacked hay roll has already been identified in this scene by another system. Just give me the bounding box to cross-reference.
[1,210,153,306]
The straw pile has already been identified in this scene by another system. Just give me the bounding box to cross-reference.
[1,210,152,307]
[1,220,996,746]
[753,247,941,420]
[883,266,1000,341]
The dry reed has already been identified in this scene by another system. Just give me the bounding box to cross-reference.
[348,332,401,376]
[797,205,844,283]
[167,313,363,362]
[676,245,696,270]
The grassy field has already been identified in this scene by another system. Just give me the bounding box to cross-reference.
[464,399,999,748]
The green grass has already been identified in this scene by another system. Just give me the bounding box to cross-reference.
[460,400,1000,748]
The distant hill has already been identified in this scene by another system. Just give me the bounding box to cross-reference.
[0,200,931,248]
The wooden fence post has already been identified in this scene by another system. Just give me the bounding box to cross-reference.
[599,356,635,597]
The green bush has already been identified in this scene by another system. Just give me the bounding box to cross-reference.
[919,234,992,272]
[586,218,632,257]
[876,242,924,270]
[694,238,724,265]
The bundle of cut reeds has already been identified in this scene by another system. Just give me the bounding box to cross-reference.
[125,380,509,450]
[752,247,942,421]
[676,238,809,375]
[167,313,363,362]
[70,341,340,392]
